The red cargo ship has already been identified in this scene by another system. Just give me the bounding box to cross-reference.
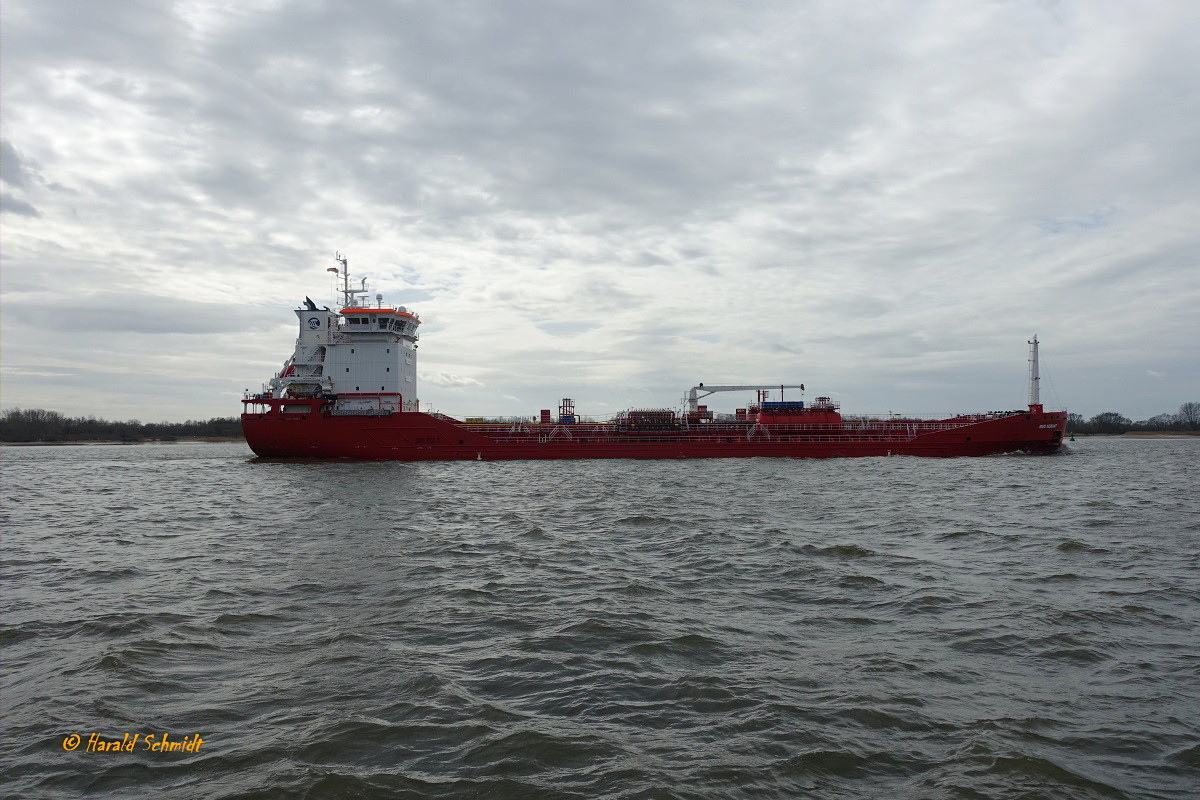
[242,256,1067,460]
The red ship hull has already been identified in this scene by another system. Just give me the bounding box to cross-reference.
[241,400,1066,460]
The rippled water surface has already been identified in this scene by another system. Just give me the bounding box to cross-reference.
[4,438,1199,798]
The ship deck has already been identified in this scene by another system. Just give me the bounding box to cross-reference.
[450,413,1023,446]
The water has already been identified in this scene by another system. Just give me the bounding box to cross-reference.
[3,438,1198,799]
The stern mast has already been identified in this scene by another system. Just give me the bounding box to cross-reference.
[1028,335,1042,411]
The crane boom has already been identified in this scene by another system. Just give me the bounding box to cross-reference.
[687,383,804,412]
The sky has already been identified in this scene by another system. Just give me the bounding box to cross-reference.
[4,0,1198,423]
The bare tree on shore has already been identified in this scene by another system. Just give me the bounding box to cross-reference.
[1179,402,1200,431]
[0,408,242,442]
[1058,402,1200,435]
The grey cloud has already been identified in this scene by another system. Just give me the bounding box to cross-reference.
[4,292,269,335]
[535,321,599,337]
[3,141,45,215]
[421,371,485,390]
[3,193,41,217]
[7,0,182,65]
[3,140,33,188]
[164,3,888,224]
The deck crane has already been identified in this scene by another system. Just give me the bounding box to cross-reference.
[686,384,805,414]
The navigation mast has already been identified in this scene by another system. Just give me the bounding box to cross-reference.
[333,251,370,308]
[1028,334,1041,409]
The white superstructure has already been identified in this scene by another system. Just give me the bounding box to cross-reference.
[266,254,421,413]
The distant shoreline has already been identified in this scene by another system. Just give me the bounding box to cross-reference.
[1119,431,1200,438]
[1067,432,1200,438]
[4,438,247,446]
[9,433,1197,446]
[8,432,1199,446]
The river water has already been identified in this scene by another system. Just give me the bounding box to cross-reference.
[3,437,1198,798]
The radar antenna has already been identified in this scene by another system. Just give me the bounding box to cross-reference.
[331,251,369,308]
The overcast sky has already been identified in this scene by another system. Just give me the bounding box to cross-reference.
[4,0,1198,423]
